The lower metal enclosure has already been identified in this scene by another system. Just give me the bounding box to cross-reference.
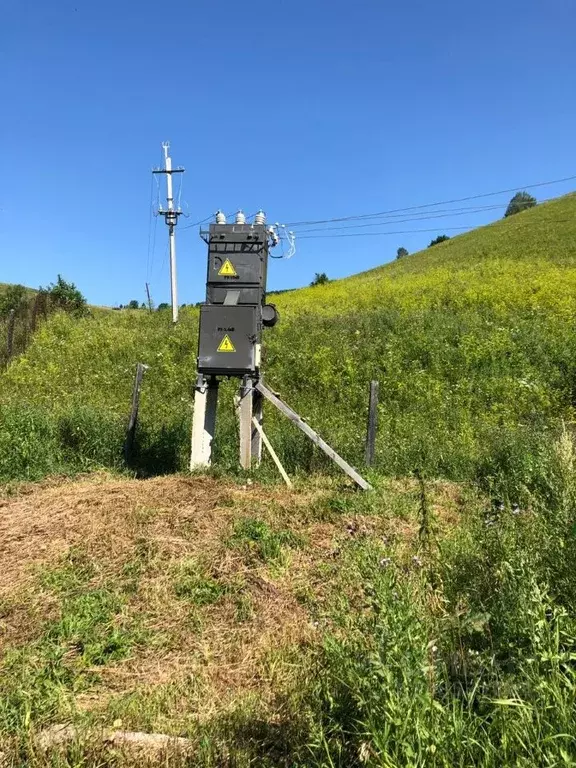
[197,305,260,376]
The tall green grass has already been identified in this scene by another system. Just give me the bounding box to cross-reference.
[2,194,576,765]
[2,441,576,766]
[0,193,575,498]
[304,435,576,766]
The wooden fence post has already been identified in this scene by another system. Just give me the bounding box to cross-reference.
[255,381,372,490]
[365,380,379,466]
[124,363,147,464]
[6,309,15,362]
[31,292,43,333]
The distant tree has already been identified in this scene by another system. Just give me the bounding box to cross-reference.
[428,235,450,248]
[0,284,27,318]
[127,299,139,310]
[396,246,409,260]
[504,191,537,217]
[140,302,147,309]
[45,275,88,316]
[157,302,170,311]
[310,272,330,287]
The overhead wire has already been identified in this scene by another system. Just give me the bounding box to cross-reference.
[293,197,560,233]
[293,203,514,234]
[298,225,474,239]
[150,211,159,275]
[176,171,184,211]
[291,200,544,232]
[284,174,576,227]
[151,175,575,254]
[180,214,215,231]
[297,217,572,239]
[145,172,155,282]
[155,242,169,280]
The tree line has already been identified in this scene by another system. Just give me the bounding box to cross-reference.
[115,300,201,311]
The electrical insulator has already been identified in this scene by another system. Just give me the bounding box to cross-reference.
[254,210,266,226]
[235,210,246,225]
[268,226,279,247]
[215,210,226,224]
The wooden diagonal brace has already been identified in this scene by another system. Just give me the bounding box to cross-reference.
[255,381,372,491]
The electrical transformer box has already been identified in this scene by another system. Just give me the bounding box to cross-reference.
[197,304,261,376]
[205,223,268,306]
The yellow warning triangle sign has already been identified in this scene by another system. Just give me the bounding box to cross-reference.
[217,334,236,352]
[218,258,237,277]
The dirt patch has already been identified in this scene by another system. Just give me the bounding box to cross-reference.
[0,474,322,597]
[0,472,463,732]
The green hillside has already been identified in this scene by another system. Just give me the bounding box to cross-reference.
[0,283,36,301]
[276,192,576,315]
[1,193,576,492]
[3,194,576,766]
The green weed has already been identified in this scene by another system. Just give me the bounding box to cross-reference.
[229,518,304,565]
[173,559,226,606]
[0,553,143,736]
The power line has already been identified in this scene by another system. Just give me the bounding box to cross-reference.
[294,203,512,234]
[299,225,473,239]
[284,175,576,227]
[294,197,558,235]
[291,200,509,227]
[150,211,158,276]
[292,199,561,232]
[145,172,155,281]
[297,216,572,240]
[180,214,214,231]
[155,242,169,279]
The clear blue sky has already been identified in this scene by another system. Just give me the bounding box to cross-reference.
[1,0,575,306]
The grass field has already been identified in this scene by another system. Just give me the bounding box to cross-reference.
[2,193,576,765]
[1,193,576,494]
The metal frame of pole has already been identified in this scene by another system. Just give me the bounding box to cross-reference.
[152,142,184,324]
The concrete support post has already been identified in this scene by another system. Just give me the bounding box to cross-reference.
[190,375,219,469]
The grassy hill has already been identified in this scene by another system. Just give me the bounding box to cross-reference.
[0,283,35,295]
[1,193,576,491]
[2,194,576,765]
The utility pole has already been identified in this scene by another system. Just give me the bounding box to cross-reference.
[153,142,184,324]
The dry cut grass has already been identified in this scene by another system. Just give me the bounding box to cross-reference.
[0,472,463,763]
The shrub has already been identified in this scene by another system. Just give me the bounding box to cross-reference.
[44,275,88,317]
[428,234,450,247]
[0,285,27,318]
[505,191,537,217]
